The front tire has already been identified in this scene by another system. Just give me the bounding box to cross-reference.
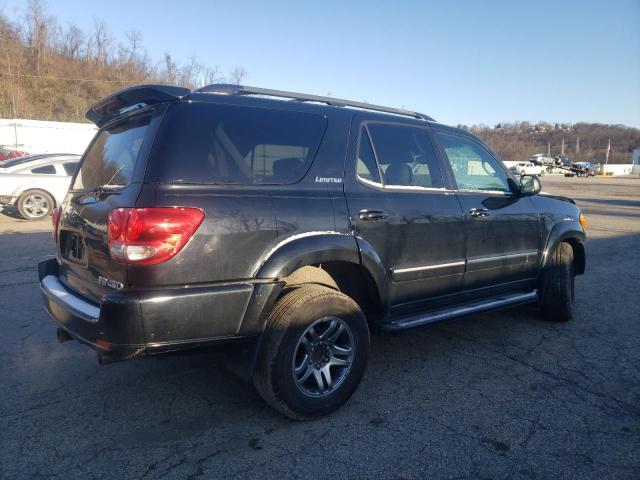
[17,189,54,220]
[253,285,369,420]
[539,242,574,322]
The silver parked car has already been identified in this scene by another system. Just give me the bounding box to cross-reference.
[0,154,81,220]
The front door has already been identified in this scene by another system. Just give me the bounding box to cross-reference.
[433,129,542,293]
[344,118,466,309]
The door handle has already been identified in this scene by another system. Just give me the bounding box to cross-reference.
[468,208,490,218]
[359,209,388,221]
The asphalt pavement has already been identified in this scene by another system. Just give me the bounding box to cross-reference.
[1,176,639,479]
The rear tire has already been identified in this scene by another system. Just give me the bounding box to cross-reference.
[539,242,574,322]
[17,189,54,220]
[253,285,369,420]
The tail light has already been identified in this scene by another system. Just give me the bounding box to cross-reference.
[108,207,205,265]
[52,206,62,241]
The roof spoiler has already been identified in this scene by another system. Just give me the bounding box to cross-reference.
[85,84,190,127]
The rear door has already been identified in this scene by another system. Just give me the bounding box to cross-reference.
[433,129,541,293]
[57,108,161,303]
[344,117,466,309]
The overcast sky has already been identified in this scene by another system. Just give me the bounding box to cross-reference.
[4,0,640,127]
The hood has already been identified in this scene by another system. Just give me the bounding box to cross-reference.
[539,191,576,205]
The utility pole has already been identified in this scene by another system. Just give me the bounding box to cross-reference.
[547,142,551,156]
[561,138,565,155]
[576,136,580,156]
[605,139,611,167]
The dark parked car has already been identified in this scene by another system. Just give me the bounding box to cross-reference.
[40,84,587,419]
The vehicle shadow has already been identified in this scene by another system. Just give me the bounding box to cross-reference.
[0,205,23,219]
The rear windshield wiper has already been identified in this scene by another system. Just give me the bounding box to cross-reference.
[92,184,125,195]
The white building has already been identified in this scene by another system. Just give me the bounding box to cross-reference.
[0,119,97,155]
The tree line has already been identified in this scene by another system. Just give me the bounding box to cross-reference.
[0,0,247,122]
[462,122,639,165]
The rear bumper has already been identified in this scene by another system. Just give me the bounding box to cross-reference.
[38,258,273,362]
[39,260,146,360]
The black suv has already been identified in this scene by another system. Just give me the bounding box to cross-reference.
[39,84,586,419]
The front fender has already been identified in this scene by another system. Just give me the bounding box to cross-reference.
[541,220,586,274]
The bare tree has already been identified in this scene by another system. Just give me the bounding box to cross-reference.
[203,65,224,85]
[179,56,203,87]
[125,29,141,63]
[63,24,84,59]
[23,0,49,74]
[163,52,177,84]
[93,18,111,65]
[230,67,247,85]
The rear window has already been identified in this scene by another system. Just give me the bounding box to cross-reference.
[147,102,327,184]
[72,114,151,190]
[30,165,56,174]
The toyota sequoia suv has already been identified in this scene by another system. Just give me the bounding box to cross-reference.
[39,84,586,419]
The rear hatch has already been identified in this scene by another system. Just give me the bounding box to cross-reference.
[56,108,161,302]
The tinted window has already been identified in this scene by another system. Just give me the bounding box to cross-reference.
[31,165,56,174]
[366,123,443,188]
[73,114,150,190]
[437,132,509,192]
[147,103,327,184]
[356,128,381,183]
[63,162,78,176]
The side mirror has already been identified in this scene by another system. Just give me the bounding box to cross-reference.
[519,174,542,196]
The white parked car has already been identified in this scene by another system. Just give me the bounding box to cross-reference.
[0,154,81,220]
[509,161,545,176]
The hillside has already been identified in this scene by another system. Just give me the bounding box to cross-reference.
[0,1,245,123]
[467,122,639,165]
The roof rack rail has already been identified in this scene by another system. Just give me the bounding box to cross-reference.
[194,84,435,122]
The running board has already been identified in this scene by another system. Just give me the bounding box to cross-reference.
[383,290,538,332]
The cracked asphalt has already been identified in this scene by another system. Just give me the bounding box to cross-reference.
[1,176,639,479]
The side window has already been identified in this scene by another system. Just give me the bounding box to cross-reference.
[436,132,509,192]
[147,103,327,185]
[365,123,444,188]
[31,165,56,175]
[63,162,78,176]
[356,128,381,183]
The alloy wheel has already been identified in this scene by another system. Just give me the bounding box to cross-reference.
[292,316,355,397]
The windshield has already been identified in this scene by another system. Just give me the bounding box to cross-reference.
[72,114,150,190]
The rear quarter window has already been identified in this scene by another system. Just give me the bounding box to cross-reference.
[146,102,327,185]
[30,165,56,174]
